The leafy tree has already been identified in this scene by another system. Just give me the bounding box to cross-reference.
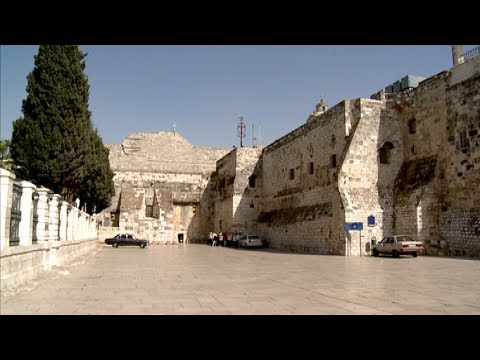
[10,45,113,213]
[0,139,13,170]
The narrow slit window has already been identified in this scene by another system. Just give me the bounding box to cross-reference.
[408,118,416,134]
[249,175,256,188]
[331,154,337,168]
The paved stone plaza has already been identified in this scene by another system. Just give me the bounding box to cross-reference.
[1,244,479,314]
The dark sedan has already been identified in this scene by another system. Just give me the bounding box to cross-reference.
[105,234,149,248]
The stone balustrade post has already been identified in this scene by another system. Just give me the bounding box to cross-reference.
[0,169,15,250]
[67,205,73,241]
[72,207,79,241]
[35,188,50,242]
[19,181,36,246]
[48,194,61,241]
[59,201,68,241]
[81,212,86,240]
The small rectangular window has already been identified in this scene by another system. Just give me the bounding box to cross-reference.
[289,169,295,180]
[459,131,469,150]
[309,162,314,175]
[331,154,337,168]
[146,205,153,218]
[408,118,416,134]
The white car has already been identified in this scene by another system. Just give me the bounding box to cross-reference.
[239,235,264,248]
[372,235,423,257]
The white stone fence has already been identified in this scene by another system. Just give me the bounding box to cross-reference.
[0,168,99,292]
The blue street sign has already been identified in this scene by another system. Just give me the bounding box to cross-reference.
[345,222,363,231]
[368,215,375,227]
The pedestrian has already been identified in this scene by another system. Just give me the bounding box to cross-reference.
[234,232,240,248]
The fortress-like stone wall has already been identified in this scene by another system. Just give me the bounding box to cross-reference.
[101,132,230,243]
[100,55,479,257]
[257,101,347,254]
[214,147,263,235]
[338,99,403,256]
[391,58,480,256]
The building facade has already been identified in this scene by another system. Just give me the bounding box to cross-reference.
[100,52,480,256]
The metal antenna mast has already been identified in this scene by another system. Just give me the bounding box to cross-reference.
[237,116,246,148]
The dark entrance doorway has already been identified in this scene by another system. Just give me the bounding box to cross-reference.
[178,233,184,243]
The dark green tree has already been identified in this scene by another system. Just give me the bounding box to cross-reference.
[10,45,114,213]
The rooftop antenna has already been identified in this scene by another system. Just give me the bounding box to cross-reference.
[172,122,177,152]
[320,91,326,102]
[237,115,246,148]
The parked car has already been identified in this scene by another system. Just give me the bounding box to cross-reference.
[372,235,423,257]
[105,234,149,248]
[239,235,264,248]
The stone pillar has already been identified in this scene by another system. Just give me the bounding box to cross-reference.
[87,216,92,239]
[59,201,68,241]
[82,214,87,240]
[48,194,61,241]
[91,216,97,239]
[35,187,50,242]
[19,180,36,246]
[79,212,84,240]
[452,45,464,66]
[0,169,15,250]
[72,206,79,241]
[67,205,74,241]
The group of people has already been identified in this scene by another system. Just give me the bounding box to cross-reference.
[208,231,239,248]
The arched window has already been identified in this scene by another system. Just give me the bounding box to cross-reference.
[379,141,395,164]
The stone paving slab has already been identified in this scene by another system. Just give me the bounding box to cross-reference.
[1,244,480,315]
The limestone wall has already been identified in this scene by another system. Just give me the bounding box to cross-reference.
[101,131,229,244]
[107,132,229,174]
[232,148,263,235]
[214,149,236,233]
[1,239,99,292]
[0,169,99,292]
[258,102,348,254]
[392,65,480,257]
[338,99,403,256]
[213,147,263,235]
[439,208,480,256]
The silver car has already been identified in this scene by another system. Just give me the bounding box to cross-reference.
[372,235,423,257]
[239,235,264,248]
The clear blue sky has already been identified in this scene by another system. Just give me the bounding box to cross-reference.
[1,45,477,148]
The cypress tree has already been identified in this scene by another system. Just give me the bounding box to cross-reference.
[10,45,113,213]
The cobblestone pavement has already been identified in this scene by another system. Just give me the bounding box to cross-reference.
[2,244,480,314]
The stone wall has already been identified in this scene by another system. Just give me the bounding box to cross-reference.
[258,101,348,254]
[232,148,263,235]
[338,99,403,256]
[438,208,480,256]
[0,169,99,292]
[107,131,228,173]
[213,147,263,236]
[100,58,479,257]
[100,131,230,244]
[391,61,480,257]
